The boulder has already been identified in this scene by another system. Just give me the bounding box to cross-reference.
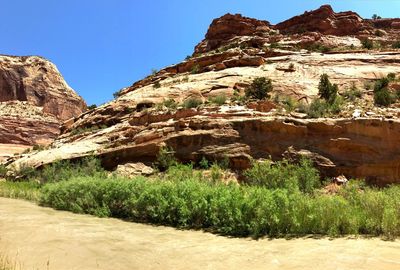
[114,163,155,178]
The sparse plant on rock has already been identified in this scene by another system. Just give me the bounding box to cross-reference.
[318,74,338,104]
[190,64,201,74]
[208,94,227,106]
[183,98,203,109]
[245,77,273,100]
[343,83,362,101]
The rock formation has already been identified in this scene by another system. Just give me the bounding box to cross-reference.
[7,5,400,185]
[0,55,86,160]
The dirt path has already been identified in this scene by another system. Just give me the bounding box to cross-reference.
[1,197,400,270]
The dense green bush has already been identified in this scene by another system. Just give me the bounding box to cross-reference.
[244,159,320,194]
[33,156,106,184]
[393,41,400,49]
[245,77,273,100]
[155,146,177,171]
[374,89,394,107]
[306,96,343,118]
[362,39,374,50]
[39,175,400,238]
[373,77,395,107]
[318,74,338,104]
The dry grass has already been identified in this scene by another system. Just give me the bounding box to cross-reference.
[0,253,18,270]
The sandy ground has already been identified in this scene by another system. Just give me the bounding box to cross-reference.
[1,198,400,270]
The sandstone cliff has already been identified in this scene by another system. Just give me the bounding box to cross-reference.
[0,55,86,160]
[7,5,400,185]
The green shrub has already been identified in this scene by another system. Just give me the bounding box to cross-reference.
[87,104,97,110]
[373,77,395,107]
[387,73,397,81]
[208,94,227,106]
[392,41,400,49]
[362,39,374,50]
[281,96,298,112]
[244,158,320,194]
[199,157,210,169]
[318,74,338,104]
[70,125,107,136]
[155,146,177,171]
[307,99,330,118]
[162,99,178,110]
[183,98,203,109]
[374,88,394,107]
[343,84,362,101]
[245,77,273,100]
[34,156,400,239]
[0,164,7,178]
[190,64,201,74]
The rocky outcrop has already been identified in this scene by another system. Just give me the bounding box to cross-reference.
[194,14,271,54]
[275,5,370,35]
[6,7,400,185]
[0,55,86,154]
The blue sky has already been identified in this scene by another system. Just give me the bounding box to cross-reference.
[1,0,400,105]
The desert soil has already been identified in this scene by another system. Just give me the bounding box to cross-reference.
[0,197,400,270]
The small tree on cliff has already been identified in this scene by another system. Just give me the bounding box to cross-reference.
[245,77,273,100]
[318,74,338,104]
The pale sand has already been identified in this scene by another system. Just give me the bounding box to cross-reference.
[0,197,400,270]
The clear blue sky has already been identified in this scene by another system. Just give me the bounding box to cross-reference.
[1,0,399,105]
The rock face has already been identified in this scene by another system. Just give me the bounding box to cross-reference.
[275,5,370,35]
[195,14,271,54]
[0,55,86,159]
[7,6,400,185]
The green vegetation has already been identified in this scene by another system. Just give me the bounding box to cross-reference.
[343,83,362,102]
[0,181,41,202]
[245,77,273,100]
[306,96,344,118]
[280,96,298,112]
[373,76,396,107]
[87,104,97,110]
[208,94,227,106]
[3,156,400,239]
[318,74,338,104]
[113,91,121,99]
[38,167,400,239]
[161,98,178,110]
[244,158,320,194]
[372,14,382,20]
[190,64,201,74]
[393,41,400,49]
[183,98,203,109]
[155,146,177,171]
[362,39,374,50]
[70,125,107,136]
[304,43,331,53]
